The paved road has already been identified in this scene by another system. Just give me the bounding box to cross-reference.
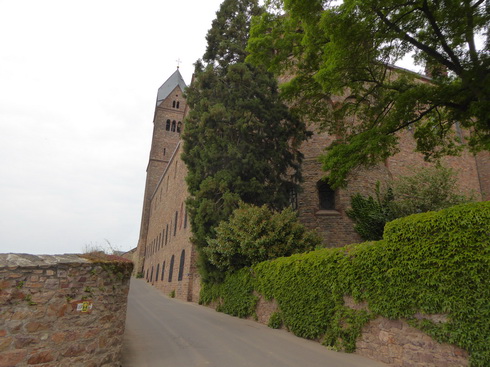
[122,279,385,367]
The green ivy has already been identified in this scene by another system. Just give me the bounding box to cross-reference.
[200,202,490,366]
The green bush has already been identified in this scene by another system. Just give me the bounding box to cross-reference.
[347,166,473,240]
[201,202,490,366]
[204,203,321,273]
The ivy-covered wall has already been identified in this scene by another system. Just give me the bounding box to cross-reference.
[200,202,490,367]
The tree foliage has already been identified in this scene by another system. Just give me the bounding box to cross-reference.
[247,0,490,187]
[347,165,473,240]
[205,203,321,273]
[182,0,310,282]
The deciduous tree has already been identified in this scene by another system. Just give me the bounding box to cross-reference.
[247,0,490,187]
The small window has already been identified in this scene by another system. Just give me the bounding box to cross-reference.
[171,121,176,132]
[156,264,160,282]
[172,101,176,108]
[168,255,175,282]
[161,261,165,281]
[317,180,335,210]
[178,250,185,281]
[176,101,180,109]
[166,119,171,131]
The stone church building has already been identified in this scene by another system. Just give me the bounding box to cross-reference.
[134,69,490,302]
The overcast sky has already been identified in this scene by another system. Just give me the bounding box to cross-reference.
[0,0,224,255]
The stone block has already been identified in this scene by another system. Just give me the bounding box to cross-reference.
[27,351,54,365]
[0,349,27,367]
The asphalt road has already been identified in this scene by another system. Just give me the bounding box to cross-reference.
[122,279,386,367]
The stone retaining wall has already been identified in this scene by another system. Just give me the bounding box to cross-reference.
[0,253,132,367]
[250,295,468,367]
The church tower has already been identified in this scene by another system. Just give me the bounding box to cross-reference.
[135,69,187,274]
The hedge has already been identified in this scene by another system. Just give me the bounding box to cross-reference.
[200,202,490,366]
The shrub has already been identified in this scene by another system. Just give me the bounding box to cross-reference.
[347,166,473,240]
[204,203,321,273]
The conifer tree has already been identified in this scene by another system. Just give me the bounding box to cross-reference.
[182,0,309,282]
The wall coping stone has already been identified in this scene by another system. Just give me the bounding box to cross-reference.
[0,253,90,268]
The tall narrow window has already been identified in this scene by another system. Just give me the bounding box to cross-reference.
[168,255,175,282]
[155,264,160,282]
[161,261,165,281]
[171,120,176,132]
[172,101,176,108]
[178,250,185,281]
[176,101,180,109]
[174,211,178,235]
[289,187,298,210]
[166,119,171,131]
[317,180,335,210]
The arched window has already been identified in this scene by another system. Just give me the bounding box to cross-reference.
[178,250,185,281]
[174,211,178,236]
[179,203,184,229]
[155,264,160,282]
[161,261,165,281]
[176,101,180,109]
[177,122,182,134]
[172,101,176,108]
[168,255,175,282]
[171,120,176,132]
[317,180,335,210]
[166,119,171,131]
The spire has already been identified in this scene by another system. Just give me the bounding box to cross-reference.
[156,69,187,105]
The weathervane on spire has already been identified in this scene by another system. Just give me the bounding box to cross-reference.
[176,58,182,69]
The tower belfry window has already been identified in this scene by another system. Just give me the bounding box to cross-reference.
[166,119,171,131]
[171,120,176,132]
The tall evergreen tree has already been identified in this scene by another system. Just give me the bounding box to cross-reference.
[182,0,309,282]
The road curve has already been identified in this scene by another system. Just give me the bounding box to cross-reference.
[122,279,386,367]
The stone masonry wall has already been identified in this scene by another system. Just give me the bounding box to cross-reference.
[248,295,468,367]
[0,253,132,367]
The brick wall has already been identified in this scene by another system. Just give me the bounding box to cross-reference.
[143,143,199,302]
[0,253,132,367]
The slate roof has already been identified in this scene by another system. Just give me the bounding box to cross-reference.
[156,69,187,106]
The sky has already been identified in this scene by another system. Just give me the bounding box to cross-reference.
[0,0,225,255]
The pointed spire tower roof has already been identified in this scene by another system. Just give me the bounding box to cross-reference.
[156,69,187,106]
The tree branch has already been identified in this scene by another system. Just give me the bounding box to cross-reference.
[420,0,463,71]
[373,7,463,75]
[464,0,479,65]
